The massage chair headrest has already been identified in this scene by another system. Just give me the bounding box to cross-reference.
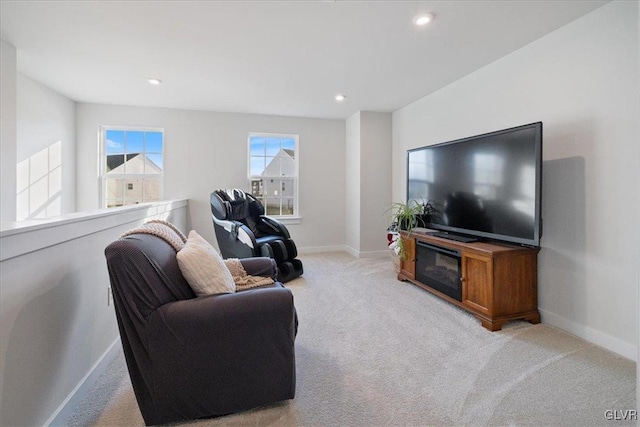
[210,189,265,221]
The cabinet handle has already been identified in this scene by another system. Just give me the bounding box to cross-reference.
[460,277,466,282]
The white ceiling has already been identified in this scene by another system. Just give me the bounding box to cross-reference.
[1,1,608,120]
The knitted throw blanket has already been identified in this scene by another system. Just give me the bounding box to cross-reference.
[121,220,274,291]
[121,220,186,252]
[224,259,275,291]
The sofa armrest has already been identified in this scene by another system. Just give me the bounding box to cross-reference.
[152,286,296,344]
[239,257,277,280]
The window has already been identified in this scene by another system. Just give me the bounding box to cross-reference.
[100,127,164,208]
[248,133,299,217]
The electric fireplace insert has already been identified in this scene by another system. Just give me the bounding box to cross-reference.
[415,241,462,301]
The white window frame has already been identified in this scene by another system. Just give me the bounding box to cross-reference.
[248,132,300,224]
[99,126,165,208]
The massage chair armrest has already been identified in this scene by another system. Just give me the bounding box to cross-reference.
[259,216,291,238]
[212,215,259,249]
[232,221,259,246]
[239,257,278,281]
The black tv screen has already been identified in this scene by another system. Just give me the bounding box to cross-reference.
[407,122,542,247]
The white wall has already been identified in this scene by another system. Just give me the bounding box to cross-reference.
[345,111,393,257]
[393,1,639,359]
[17,74,76,219]
[0,40,17,222]
[76,104,346,251]
[345,112,361,252]
[359,112,392,254]
[0,200,188,426]
[637,0,640,412]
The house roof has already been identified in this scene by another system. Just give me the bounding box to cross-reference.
[106,153,161,173]
[106,154,140,172]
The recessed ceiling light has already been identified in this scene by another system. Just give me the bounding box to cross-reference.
[335,94,346,102]
[413,13,434,26]
[147,78,163,86]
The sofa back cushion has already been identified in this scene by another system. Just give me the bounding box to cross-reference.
[106,233,195,323]
[177,230,236,296]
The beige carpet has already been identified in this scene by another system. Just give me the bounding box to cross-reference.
[66,252,636,426]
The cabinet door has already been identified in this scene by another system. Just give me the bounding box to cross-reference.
[462,253,492,316]
[399,237,416,280]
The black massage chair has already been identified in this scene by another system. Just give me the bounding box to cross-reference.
[210,189,303,283]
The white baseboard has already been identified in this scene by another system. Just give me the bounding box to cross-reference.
[46,338,122,426]
[361,250,390,259]
[342,246,390,259]
[540,308,637,361]
[298,246,388,259]
[344,246,358,258]
[298,245,347,254]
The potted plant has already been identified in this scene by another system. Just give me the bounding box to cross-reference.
[387,200,439,264]
[387,200,422,264]
[389,200,423,233]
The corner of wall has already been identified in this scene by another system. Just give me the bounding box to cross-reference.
[1,39,17,221]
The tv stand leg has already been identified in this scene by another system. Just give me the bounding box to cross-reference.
[477,311,541,331]
[478,318,505,332]
[525,311,541,325]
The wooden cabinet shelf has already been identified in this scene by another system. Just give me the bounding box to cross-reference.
[398,231,540,331]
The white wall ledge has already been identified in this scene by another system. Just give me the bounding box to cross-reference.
[0,199,188,261]
[0,199,189,426]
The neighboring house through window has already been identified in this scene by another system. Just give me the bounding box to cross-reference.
[248,133,299,217]
[101,127,164,208]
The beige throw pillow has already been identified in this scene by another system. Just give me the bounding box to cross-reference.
[177,230,236,296]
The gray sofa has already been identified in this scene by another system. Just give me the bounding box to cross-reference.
[104,233,298,425]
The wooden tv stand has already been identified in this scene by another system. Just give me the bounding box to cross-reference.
[398,230,540,331]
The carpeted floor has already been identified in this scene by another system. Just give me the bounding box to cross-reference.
[65,252,636,426]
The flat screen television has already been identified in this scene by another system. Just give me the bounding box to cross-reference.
[407,122,542,247]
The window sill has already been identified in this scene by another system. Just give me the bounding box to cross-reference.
[271,216,302,225]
